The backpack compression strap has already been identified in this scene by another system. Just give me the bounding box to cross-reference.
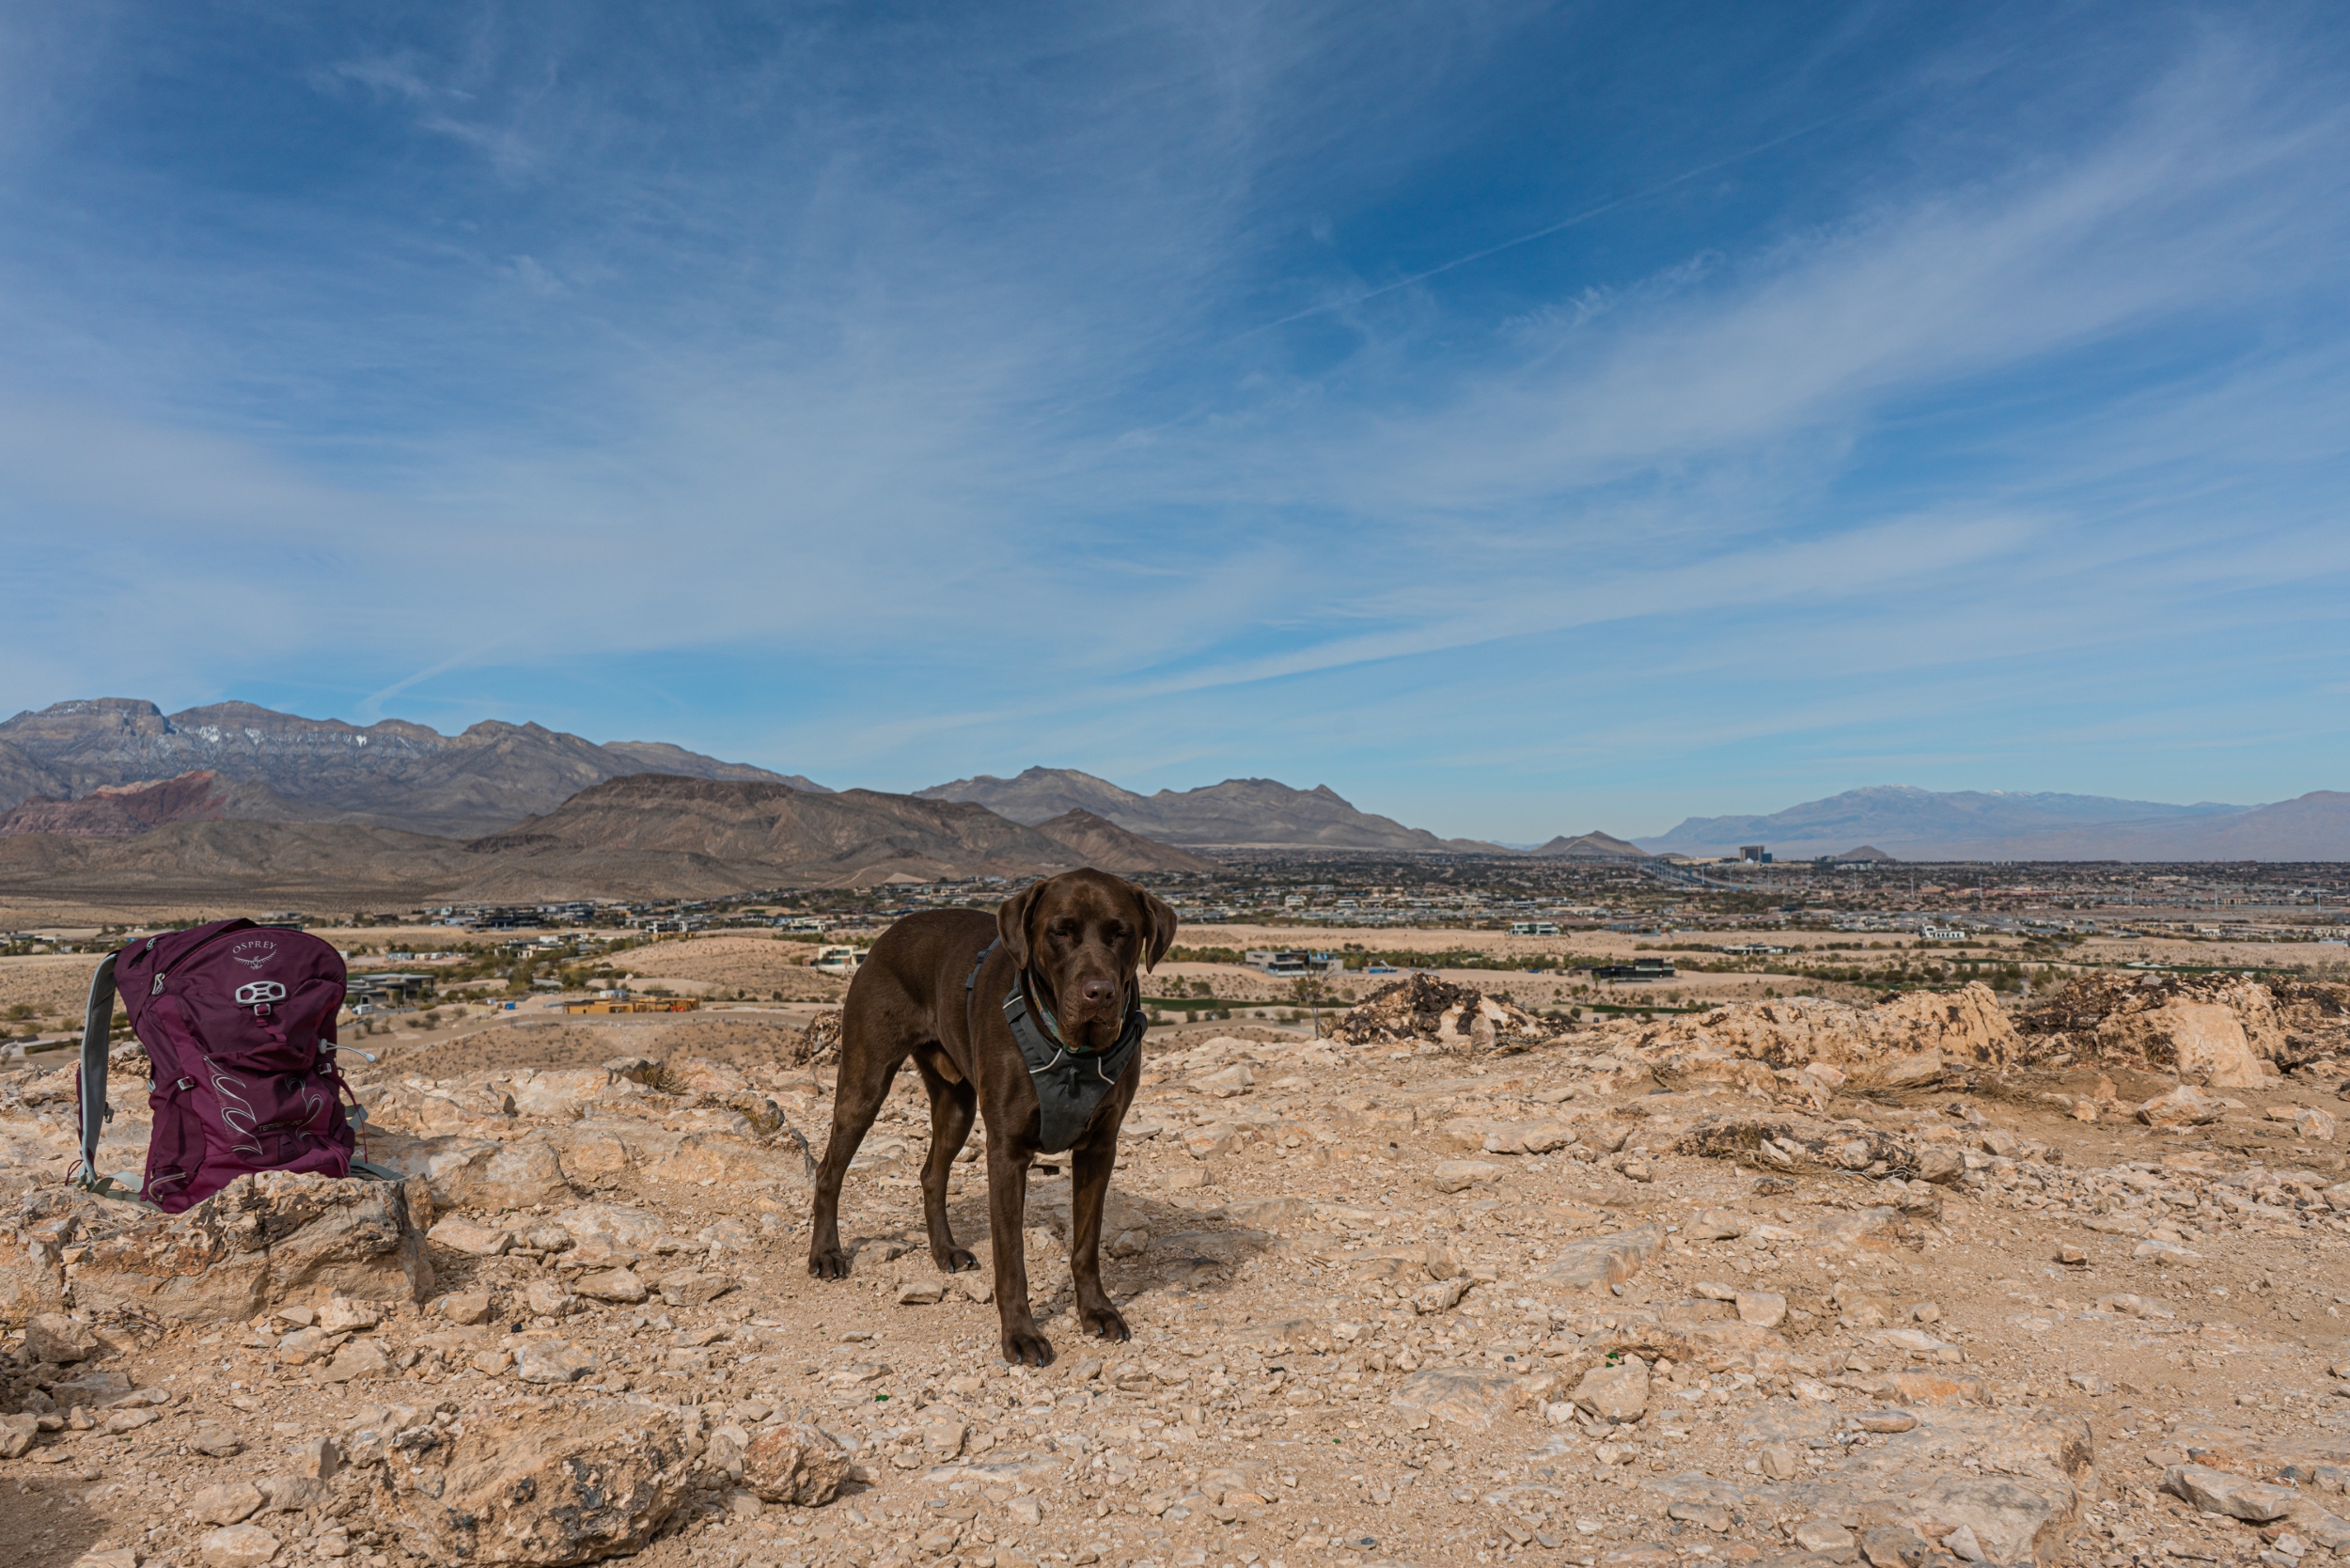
[71,953,118,1194]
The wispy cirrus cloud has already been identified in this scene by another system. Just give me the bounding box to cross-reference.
[0,5,2345,836]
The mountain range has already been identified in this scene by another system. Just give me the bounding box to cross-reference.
[3,699,2345,870]
[0,776,1216,902]
[0,698,825,839]
[915,766,1510,853]
[1637,785,2350,861]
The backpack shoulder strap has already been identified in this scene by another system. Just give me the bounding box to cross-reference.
[72,952,118,1192]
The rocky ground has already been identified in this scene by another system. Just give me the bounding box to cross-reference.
[5,974,2350,1568]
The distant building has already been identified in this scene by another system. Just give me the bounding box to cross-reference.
[1510,921,1559,936]
[1739,845,1772,864]
[1920,924,1966,941]
[1591,958,1675,980]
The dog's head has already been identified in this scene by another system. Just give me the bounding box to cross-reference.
[996,869,1177,1052]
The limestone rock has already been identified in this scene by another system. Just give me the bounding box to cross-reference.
[394,1403,689,1563]
[26,1310,97,1363]
[1389,1367,1528,1431]
[192,1482,266,1526]
[743,1422,851,1506]
[660,1270,737,1308]
[1198,1064,1255,1097]
[424,1140,573,1212]
[1433,1160,1501,1194]
[513,1340,597,1385]
[2166,1464,2298,1522]
[70,1171,432,1324]
[1572,1359,1651,1422]
[2136,1085,2225,1127]
[574,1267,649,1304]
[427,1214,513,1256]
[1538,1226,1662,1293]
[436,1290,494,1325]
[1676,1114,1923,1178]
[2,1411,39,1458]
[317,1339,391,1383]
[197,1523,281,1568]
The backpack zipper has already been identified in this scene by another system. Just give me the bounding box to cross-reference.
[147,924,251,997]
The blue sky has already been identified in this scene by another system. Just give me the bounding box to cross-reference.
[4,3,2347,840]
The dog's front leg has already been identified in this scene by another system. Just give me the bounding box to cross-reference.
[1067,1134,1130,1342]
[986,1139,1054,1366]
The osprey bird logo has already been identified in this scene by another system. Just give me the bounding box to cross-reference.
[229,939,279,971]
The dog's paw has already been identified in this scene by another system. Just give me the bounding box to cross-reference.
[807,1245,853,1280]
[933,1246,979,1273]
[1079,1302,1131,1342]
[1001,1327,1057,1367]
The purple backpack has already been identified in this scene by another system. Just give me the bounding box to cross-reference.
[75,917,358,1212]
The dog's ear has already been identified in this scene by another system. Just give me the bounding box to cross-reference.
[1134,886,1178,974]
[996,882,1043,969]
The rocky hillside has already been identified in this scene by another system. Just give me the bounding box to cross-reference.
[0,770,299,839]
[0,698,826,839]
[460,775,1209,896]
[1029,808,1221,875]
[2,964,2346,1568]
[918,766,1511,853]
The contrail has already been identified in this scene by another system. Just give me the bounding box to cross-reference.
[1246,114,1845,336]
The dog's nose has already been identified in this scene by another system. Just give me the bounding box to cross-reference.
[1080,978,1117,1007]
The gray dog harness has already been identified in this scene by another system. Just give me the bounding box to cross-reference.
[965,938,1146,1153]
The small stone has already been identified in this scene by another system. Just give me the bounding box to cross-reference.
[427,1215,512,1256]
[25,1312,95,1364]
[192,1481,267,1526]
[196,1522,281,1568]
[1861,1524,1934,1568]
[1572,1359,1650,1422]
[1010,1496,1044,1525]
[2168,1465,2299,1522]
[898,1279,946,1306]
[523,1278,577,1318]
[1910,1300,1942,1324]
[1199,1064,1255,1097]
[743,1422,851,1506]
[514,1340,598,1385]
[0,1412,35,1459]
[258,1475,332,1513]
[287,1436,342,1481]
[1855,1410,1919,1433]
[317,1297,383,1334]
[1734,1290,1786,1328]
[2137,1085,2224,1127]
[1759,1443,1798,1481]
[575,1267,650,1304]
[1434,1159,1501,1194]
[102,1406,160,1435]
[2057,1246,2089,1265]
[317,1340,391,1384]
[923,1420,969,1455]
[1794,1520,1856,1557]
[1107,1226,1149,1258]
[435,1291,494,1325]
[471,1348,515,1376]
[660,1270,738,1308]
[191,1428,245,1458]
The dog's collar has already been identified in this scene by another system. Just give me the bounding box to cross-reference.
[964,937,1144,1060]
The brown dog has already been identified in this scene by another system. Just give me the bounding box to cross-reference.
[807,869,1176,1364]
